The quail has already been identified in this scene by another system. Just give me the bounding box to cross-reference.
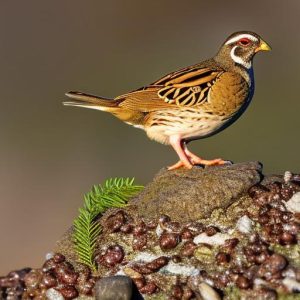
[64,31,271,170]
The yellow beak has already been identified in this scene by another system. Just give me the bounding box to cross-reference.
[255,39,272,53]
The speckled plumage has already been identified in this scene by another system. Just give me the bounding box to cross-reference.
[64,31,270,169]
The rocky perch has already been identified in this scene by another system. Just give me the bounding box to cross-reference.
[1,162,300,300]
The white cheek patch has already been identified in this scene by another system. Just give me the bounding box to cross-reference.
[230,46,251,69]
[225,33,258,45]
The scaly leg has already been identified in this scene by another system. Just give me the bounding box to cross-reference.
[168,135,193,170]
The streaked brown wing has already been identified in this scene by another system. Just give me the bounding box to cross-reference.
[116,62,224,111]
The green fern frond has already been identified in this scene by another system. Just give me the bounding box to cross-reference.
[73,177,143,271]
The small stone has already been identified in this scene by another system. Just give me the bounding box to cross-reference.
[53,253,65,264]
[236,275,251,289]
[41,272,57,288]
[120,223,133,234]
[95,276,133,300]
[145,256,169,271]
[96,245,125,267]
[236,215,253,233]
[46,288,64,300]
[205,226,219,236]
[132,277,146,289]
[193,232,230,245]
[223,238,239,252]
[24,270,43,290]
[194,244,213,263]
[216,252,230,265]
[181,228,194,240]
[133,221,147,236]
[139,281,158,295]
[171,284,183,299]
[159,232,180,250]
[283,277,300,292]
[198,282,221,300]
[106,211,126,232]
[181,241,197,257]
[57,286,78,299]
[132,234,147,250]
[285,192,300,213]
[279,232,296,245]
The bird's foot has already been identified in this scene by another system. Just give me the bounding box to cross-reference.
[168,160,193,170]
[184,149,226,166]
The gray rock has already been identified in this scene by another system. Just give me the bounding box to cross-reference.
[95,275,133,300]
[132,162,262,222]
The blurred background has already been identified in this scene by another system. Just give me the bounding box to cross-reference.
[0,0,299,273]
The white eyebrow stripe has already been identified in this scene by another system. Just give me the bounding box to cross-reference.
[225,34,258,45]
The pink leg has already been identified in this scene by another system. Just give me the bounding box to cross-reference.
[168,136,193,170]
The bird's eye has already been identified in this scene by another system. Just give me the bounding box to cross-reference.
[238,38,251,46]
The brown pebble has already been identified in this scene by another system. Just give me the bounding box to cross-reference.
[106,211,126,232]
[236,275,251,289]
[59,271,79,285]
[181,228,193,240]
[133,221,147,236]
[53,253,65,264]
[159,232,180,250]
[258,213,270,224]
[146,256,169,271]
[280,232,296,245]
[171,255,182,263]
[133,277,146,289]
[96,245,125,267]
[132,234,147,250]
[139,281,158,295]
[216,252,230,265]
[223,238,239,251]
[205,226,219,236]
[78,279,94,295]
[0,277,15,288]
[24,270,43,290]
[243,265,259,280]
[146,219,157,229]
[258,253,287,278]
[181,241,196,257]
[120,223,133,234]
[171,284,183,299]
[182,286,194,300]
[42,258,57,273]
[255,251,269,264]
[41,273,57,288]
[57,285,78,299]
[285,222,300,234]
[216,274,230,288]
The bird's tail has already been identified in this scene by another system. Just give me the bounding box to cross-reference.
[63,91,120,112]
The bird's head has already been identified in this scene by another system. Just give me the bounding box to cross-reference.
[215,31,271,70]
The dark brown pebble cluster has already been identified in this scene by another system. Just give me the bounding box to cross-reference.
[21,253,96,299]
[0,268,31,299]
[95,245,125,268]
[132,256,169,275]
[248,180,300,245]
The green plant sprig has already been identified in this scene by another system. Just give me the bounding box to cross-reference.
[73,178,143,271]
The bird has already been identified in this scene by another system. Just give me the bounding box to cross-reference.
[64,31,271,170]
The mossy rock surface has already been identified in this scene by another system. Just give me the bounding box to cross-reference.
[131,161,262,222]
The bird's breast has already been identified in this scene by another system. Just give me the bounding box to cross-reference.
[207,72,250,117]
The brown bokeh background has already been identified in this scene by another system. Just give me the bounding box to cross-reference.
[1,0,299,273]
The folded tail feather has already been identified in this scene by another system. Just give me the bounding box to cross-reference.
[64,91,120,112]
